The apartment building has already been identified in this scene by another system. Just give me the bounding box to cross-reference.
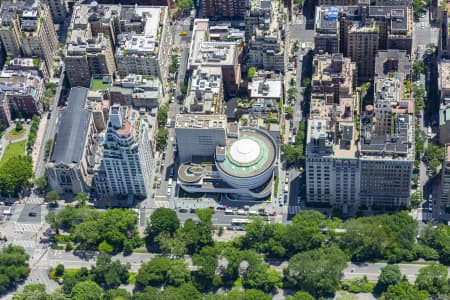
[311,53,356,104]
[47,87,98,194]
[94,105,153,199]
[0,70,44,124]
[306,53,414,212]
[175,114,228,163]
[247,0,285,72]
[373,74,413,136]
[188,19,242,98]
[246,0,272,40]
[114,6,171,94]
[359,109,414,208]
[347,21,379,82]
[108,74,161,109]
[439,60,450,144]
[0,1,58,77]
[439,145,450,212]
[199,0,246,18]
[65,28,116,87]
[43,0,67,23]
[0,3,22,56]
[374,49,412,78]
[314,6,340,54]
[306,96,360,210]
[185,66,223,114]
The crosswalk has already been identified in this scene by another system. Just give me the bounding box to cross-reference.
[155,200,169,208]
[24,196,44,205]
[15,223,42,233]
[8,239,36,249]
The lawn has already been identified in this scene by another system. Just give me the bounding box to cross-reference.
[90,78,110,91]
[0,140,26,167]
[4,128,26,141]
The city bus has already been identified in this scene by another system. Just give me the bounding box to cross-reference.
[231,218,253,226]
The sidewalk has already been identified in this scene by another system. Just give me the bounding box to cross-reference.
[31,114,49,172]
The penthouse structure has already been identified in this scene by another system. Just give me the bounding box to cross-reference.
[47,87,98,194]
[199,0,246,18]
[108,74,161,109]
[311,53,356,104]
[176,114,277,200]
[0,70,44,125]
[315,6,340,54]
[374,49,412,78]
[373,74,413,136]
[94,105,153,199]
[115,6,171,93]
[184,66,223,114]
[246,0,273,40]
[188,19,242,98]
[0,1,58,77]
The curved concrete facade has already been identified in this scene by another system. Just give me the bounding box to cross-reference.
[216,127,277,189]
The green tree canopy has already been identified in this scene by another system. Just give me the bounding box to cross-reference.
[135,257,190,290]
[339,211,417,262]
[147,208,180,241]
[71,281,103,300]
[415,263,449,295]
[375,264,402,294]
[156,128,169,150]
[383,281,430,300]
[0,245,30,294]
[284,246,348,298]
[91,253,130,290]
[45,191,59,203]
[291,291,315,300]
[0,156,33,196]
[247,67,256,80]
[12,284,47,300]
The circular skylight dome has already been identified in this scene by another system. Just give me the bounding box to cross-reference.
[229,138,261,165]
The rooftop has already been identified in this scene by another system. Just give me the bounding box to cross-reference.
[249,79,282,99]
[440,59,450,91]
[115,7,163,56]
[360,111,413,158]
[51,87,91,165]
[315,6,339,33]
[375,49,411,77]
[175,114,227,129]
[67,30,110,56]
[217,128,276,178]
[189,19,238,69]
[0,70,42,98]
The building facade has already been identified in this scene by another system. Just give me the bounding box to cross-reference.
[47,87,98,194]
[199,0,246,18]
[94,105,153,199]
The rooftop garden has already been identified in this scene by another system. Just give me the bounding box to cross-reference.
[90,78,110,91]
